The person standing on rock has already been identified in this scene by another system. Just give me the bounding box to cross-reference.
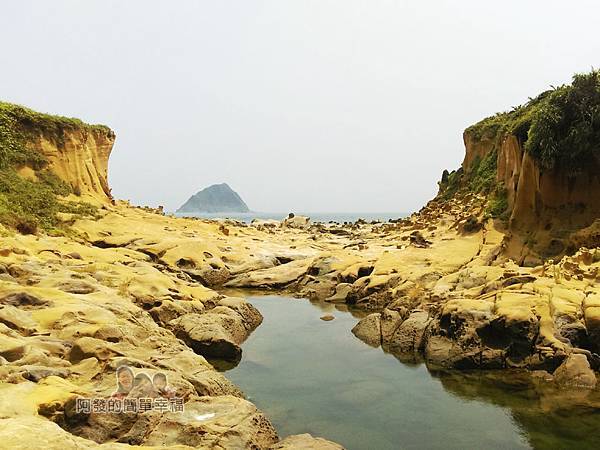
[112,365,134,398]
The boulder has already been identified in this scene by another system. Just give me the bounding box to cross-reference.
[169,313,245,362]
[380,308,403,345]
[424,335,480,369]
[553,354,597,388]
[351,313,381,347]
[149,300,205,326]
[144,396,278,449]
[190,266,231,287]
[225,259,313,289]
[229,255,280,276]
[0,416,132,450]
[217,297,263,332]
[387,311,431,355]
[281,215,310,229]
[271,433,345,449]
[0,306,38,335]
[325,283,353,303]
[93,325,124,343]
[156,350,243,397]
[69,337,116,363]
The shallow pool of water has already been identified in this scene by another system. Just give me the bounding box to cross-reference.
[223,295,600,450]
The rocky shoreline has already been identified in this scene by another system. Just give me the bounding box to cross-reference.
[0,204,351,449]
[2,200,598,447]
[2,72,600,448]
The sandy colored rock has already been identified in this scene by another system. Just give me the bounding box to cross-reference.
[169,313,245,362]
[0,416,135,450]
[271,433,345,449]
[351,313,381,347]
[2,98,600,450]
[281,215,311,229]
[387,311,431,355]
[325,283,353,303]
[553,354,597,388]
[144,396,278,449]
[0,305,38,335]
[380,308,403,344]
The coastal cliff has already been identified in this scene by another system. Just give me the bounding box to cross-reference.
[1,71,599,449]
[34,124,114,202]
[463,127,600,259]
[439,70,600,262]
[0,102,115,202]
[0,102,115,234]
[0,103,342,448]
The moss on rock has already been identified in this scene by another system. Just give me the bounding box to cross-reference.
[0,102,102,233]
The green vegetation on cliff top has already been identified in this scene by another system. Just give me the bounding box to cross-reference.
[0,101,103,234]
[0,101,111,169]
[466,69,600,174]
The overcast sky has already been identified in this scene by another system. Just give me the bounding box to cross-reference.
[1,1,599,213]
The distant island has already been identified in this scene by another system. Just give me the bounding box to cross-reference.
[177,183,250,213]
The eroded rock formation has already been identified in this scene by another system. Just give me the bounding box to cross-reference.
[2,71,600,448]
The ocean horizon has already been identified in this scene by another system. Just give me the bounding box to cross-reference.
[174,211,410,224]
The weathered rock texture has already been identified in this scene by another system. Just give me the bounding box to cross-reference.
[462,131,600,260]
[3,77,600,448]
[36,127,115,202]
[0,102,343,449]
[3,102,115,202]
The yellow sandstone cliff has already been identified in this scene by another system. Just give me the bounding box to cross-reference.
[34,126,115,202]
[0,102,116,202]
[462,130,600,259]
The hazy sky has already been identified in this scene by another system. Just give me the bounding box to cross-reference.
[1,1,599,213]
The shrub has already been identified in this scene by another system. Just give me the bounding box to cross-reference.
[525,70,600,174]
[0,104,48,170]
[16,219,38,235]
[469,150,498,193]
[0,101,105,233]
[466,70,600,174]
[438,168,463,200]
[486,187,509,219]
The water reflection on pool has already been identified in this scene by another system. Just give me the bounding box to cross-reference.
[222,295,600,450]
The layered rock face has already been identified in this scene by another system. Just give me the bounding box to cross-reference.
[34,127,115,202]
[444,71,600,261]
[1,102,116,202]
[462,131,600,259]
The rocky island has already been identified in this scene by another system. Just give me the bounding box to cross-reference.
[0,70,599,449]
[177,183,250,214]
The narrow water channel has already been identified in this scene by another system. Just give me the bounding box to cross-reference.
[222,295,600,450]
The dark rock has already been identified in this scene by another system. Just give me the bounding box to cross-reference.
[0,292,48,309]
[177,183,250,213]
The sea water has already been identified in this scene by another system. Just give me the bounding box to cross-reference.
[223,295,600,450]
[175,212,408,224]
